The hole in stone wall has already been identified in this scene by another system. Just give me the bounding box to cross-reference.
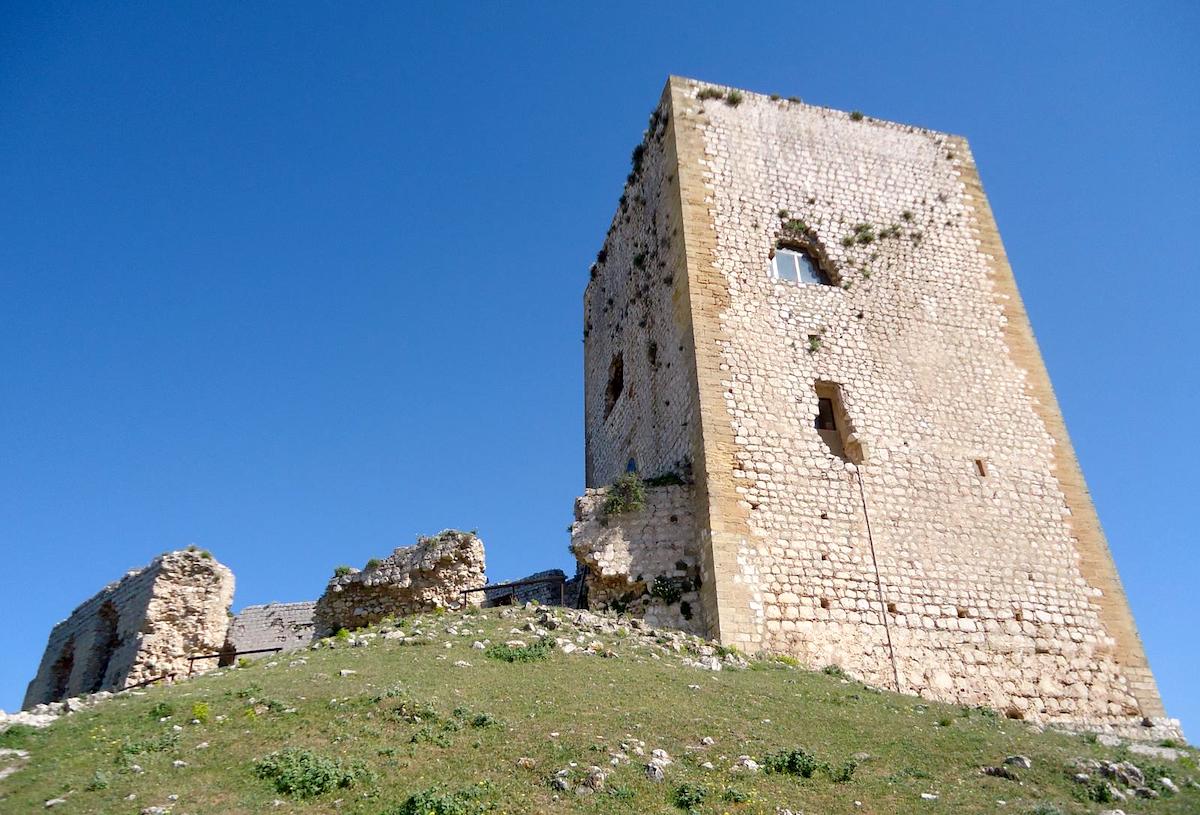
[820,598,831,609]
[604,353,624,419]
[887,602,898,614]
[1013,609,1024,622]
[813,381,864,463]
[820,512,829,520]
[956,606,970,619]
[647,341,658,366]
[974,459,988,477]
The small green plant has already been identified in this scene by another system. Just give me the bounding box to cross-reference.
[1025,805,1064,815]
[807,335,822,353]
[410,725,452,747]
[769,93,781,101]
[722,786,750,803]
[672,782,709,809]
[829,759,857,783]
[679,600,693,620]
[335,627,351,642]
[191,701,210,723]
[484,639,554,663]
[901,209,914,221]
[823,664,848,678]
[333,565,352,577]
[633,252,647,269]
[386,783,494,815]
[85,769,111,790]
[762,747,825,778]
[936,715,953,727]
[252,748,370,799]
[724,90,743,107]
[696,87,723,101]
[238,657,251,668]
[783,218,811,236]
[879,224,902,239]
[849,110,864,121]
[650,575,683,604]
[607,785,635,801]
[469,712,501,729]
[365,558,382,570]
[117,732,179,764]
[602,472,646,516]
[149,701,174,719]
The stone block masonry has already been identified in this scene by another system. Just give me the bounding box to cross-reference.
[23,550,234,708]
[574,75,1181,740]
[313,530,486,636]
[222,601,316,662]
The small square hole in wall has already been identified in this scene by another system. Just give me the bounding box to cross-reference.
[957,606,970,619]
[1013,609,1024,622]
[887,602,898,614]
[974,458,988,477]
[820,598,831,609]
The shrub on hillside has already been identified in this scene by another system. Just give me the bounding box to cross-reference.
[252,747,370,798]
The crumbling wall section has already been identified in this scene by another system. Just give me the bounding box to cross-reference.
[23,550,234,708]
[313,530,486,635]
[570,484,704,636]
[223,601,316,662]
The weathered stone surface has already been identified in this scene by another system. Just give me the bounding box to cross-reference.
[222,601,316,662]
[571,484,704,636]
[575,76,1181,741]
[313,530,486,635]
[23,550,234,708]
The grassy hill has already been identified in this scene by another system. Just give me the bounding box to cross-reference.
[1,605,1194,814]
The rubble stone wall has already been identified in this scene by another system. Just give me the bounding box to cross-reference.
[223,601,316,662]
[571,484,705,636]
[23,550,234,708]
[313,530,486,636]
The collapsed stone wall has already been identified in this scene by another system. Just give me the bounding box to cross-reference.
[313,530,486,636]
[222,601,316,662]
[570,483,705,636]
[23,550,234,708]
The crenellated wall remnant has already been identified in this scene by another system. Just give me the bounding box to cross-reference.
[23,549,234,708]
[312,530,486,636]
[571,483,705,636]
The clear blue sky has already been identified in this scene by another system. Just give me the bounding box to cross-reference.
[2,2,1196,734]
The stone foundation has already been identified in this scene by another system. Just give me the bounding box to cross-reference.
[23,549,234,708]
[313,530,486,635]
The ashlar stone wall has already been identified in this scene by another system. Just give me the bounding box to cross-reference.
[23,550,234,708]
[571,484,705,636]
[223,601,316,662]
[313,530,486,636]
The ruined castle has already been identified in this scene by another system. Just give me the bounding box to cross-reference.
[569,77,1173,739]
[21,77,1178,741]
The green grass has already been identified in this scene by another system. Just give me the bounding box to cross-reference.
[1,607,1195,814]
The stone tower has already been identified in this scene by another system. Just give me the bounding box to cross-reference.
[571,76,1177,739]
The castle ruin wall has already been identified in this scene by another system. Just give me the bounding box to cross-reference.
[23,550,234,708]
[222,601,316,662]
[313,530,486,636]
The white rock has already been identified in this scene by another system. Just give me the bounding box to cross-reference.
[921,792,939,801]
